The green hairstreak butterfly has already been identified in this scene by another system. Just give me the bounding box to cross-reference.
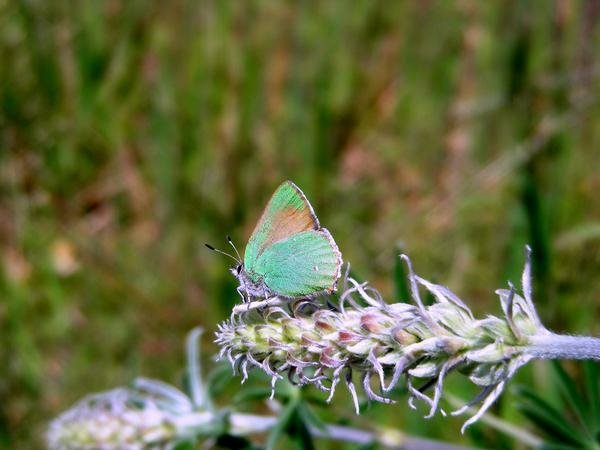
[207,181,342,300]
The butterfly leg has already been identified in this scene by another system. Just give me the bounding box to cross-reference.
[236,286,246,303]
[243,285,253,312]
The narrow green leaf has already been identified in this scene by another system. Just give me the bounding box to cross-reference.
[288,406,315,450]
[208,364,235,397]
[355,443,379,450]
[517,386,583,446]
[583,361,600,432]
[172,439,198,450]
[538,444,584,450]
[394,249,410,302]
[266,397,299,450]
[234,387,281,405]
[551,361,591,436]
[296,401,325,432]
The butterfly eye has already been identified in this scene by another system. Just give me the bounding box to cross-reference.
[236,265,242,274]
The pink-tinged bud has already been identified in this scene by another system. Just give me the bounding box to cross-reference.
[315,319,336,333]
[360,313,385,333]
[393,328,418,346]
[338,330,361,344]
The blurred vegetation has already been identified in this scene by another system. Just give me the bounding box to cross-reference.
[2,0,600,448]
[517,361,600,450]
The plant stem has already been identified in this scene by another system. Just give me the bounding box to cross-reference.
[228,412,478,450]
[315,423,479,450]
[526,333,600,360]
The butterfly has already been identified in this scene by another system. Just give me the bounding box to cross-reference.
[208,181,342,301]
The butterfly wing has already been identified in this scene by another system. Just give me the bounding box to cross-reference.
[252,229,342,297]
[244,181,319,275]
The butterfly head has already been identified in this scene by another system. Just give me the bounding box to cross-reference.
[231,262,273,300]
[206,238,270,300]
[230,263,243,277]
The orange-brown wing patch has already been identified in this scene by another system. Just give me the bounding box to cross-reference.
[244,181,319,268]
[258,205,317,253]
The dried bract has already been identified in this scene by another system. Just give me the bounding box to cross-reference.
[47,378,211,450]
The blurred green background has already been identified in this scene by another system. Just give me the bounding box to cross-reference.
[2,0,600,448]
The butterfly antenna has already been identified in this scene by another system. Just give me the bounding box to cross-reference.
[204,243,239,263]
[227,235,242,263]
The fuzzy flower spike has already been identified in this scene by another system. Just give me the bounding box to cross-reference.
[216,247,600,431]
[47,329,215,450]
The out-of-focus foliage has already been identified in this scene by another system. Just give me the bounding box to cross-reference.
[1,0,600,448]
[517,361,600,449]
